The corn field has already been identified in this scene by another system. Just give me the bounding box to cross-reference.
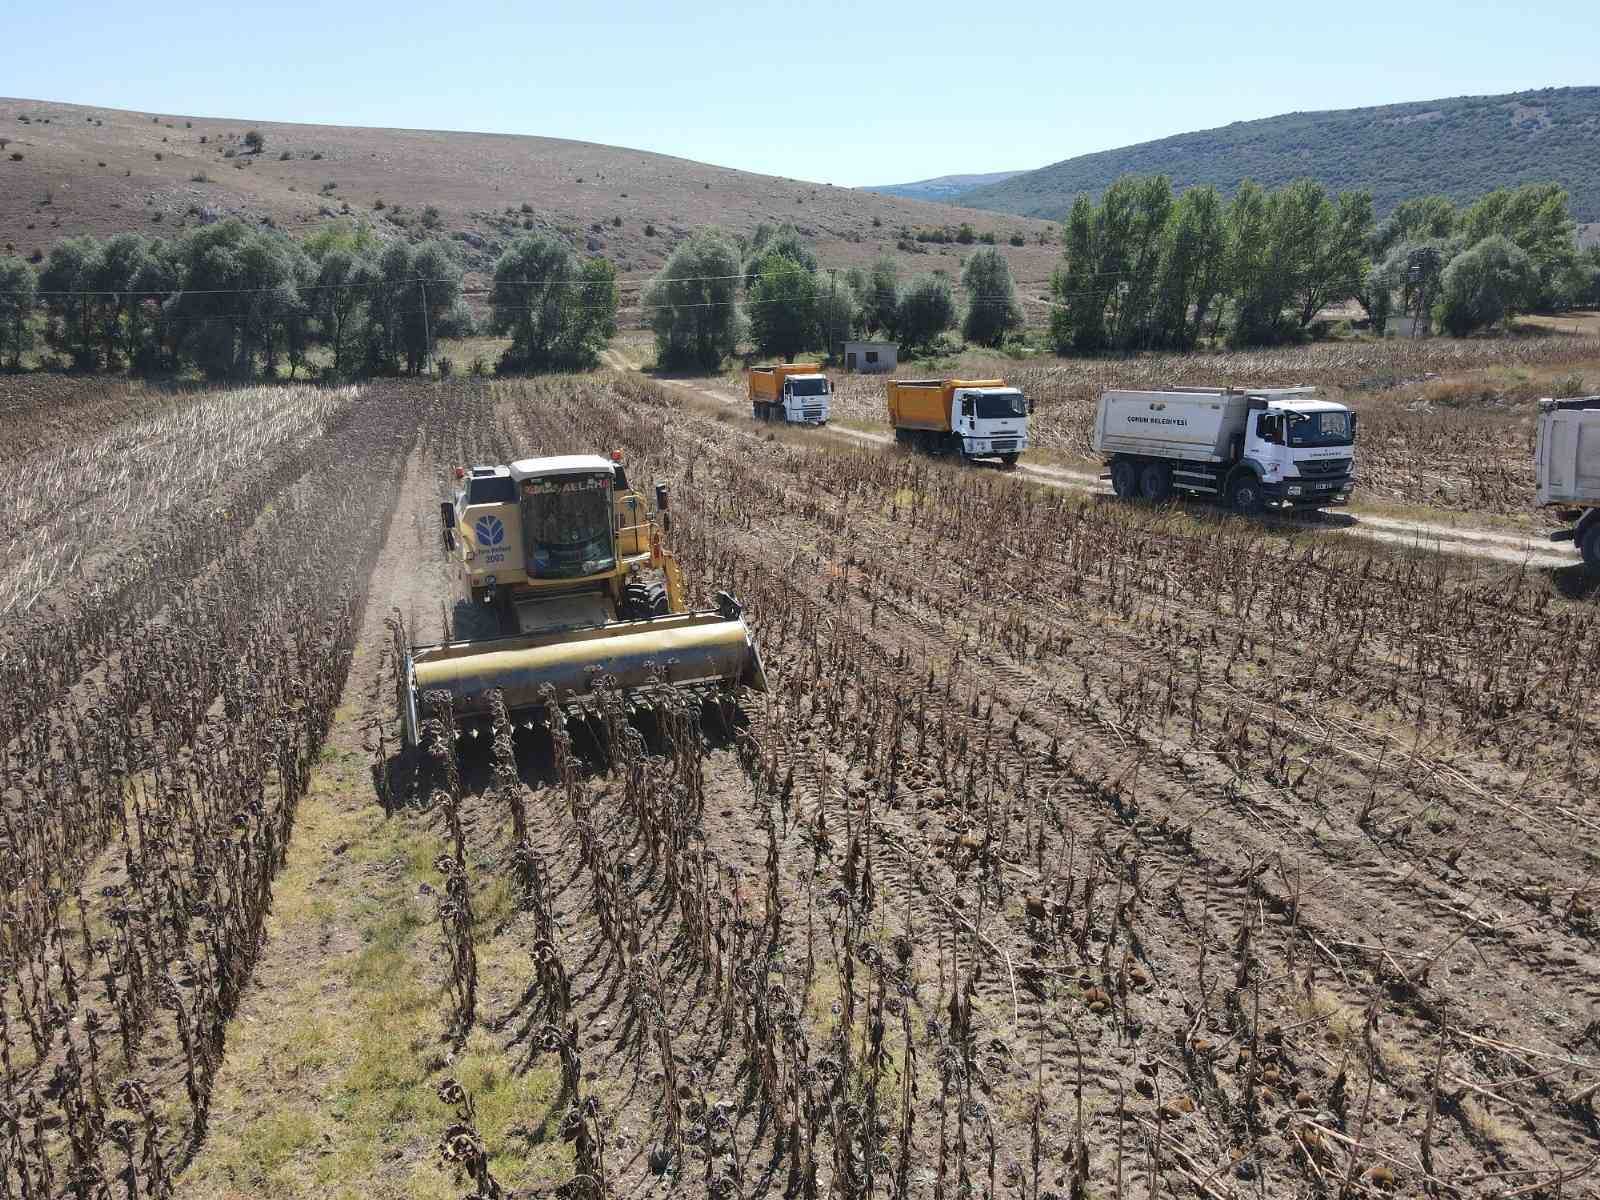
[4,372,1598,1199]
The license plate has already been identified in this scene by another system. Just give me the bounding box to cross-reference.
[1313,481,1336,490]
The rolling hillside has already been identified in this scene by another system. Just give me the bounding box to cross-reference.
[0,98,1061,293]
[954,87,1600,221]
[863,170,1025,201]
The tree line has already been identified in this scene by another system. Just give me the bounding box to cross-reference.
[642,222,1026,370]
[0,221,620,377]
[1047,176,1600,351]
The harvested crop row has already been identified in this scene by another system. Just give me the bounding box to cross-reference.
[0,385,417,1198]
[368,376,1597,1199]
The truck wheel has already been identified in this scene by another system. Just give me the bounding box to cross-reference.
[1000,452,1020,469]
[1110,460,1139,499]
[1139,462,1172,501]
[1581,522,1600,569]
[1228,474,1264,515]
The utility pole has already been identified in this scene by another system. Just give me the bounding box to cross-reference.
[1406,247,1441,340]
[418,277,433,376]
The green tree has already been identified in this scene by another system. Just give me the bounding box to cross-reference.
[897,276,956,351]
[1107,176,1172,347]
[744,224,815,290]
[815,270,858,358]
[1460,184,1575,307]
[489,236,618,371]
[0,257,36,370]
[1293,188,1373,328]
[1376,195,1458,254]
[129,244,180,373]
[749,255,819,361]
[1151,185,1227,349]
[1229,180,1308,345]
[961,248,1022,347]
[244,129,265,154]
[864,255,900,337]
[644,227,744,370]
[1049,194,1104,352]
[313,248,373,377]
[90,232,153,369]
[165,221,298,378]
[1437,234,1535,335]
[39,236,101,370]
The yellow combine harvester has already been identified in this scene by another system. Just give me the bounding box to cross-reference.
[400,452,767,747]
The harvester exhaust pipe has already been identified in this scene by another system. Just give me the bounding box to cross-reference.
[655,482,671,533]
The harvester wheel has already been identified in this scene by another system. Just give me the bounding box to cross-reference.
[1110,460,1139,499]
[641,582,669,616]
[622,582,650,619]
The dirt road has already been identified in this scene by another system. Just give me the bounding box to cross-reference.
[651,373,1586,571]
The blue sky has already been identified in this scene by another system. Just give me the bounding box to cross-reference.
[7,0,1595,186]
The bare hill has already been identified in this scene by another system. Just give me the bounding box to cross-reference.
[0,98,1063,296]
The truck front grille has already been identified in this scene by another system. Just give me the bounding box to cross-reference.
[1296,458,1351,478]
[992,439,1018,451]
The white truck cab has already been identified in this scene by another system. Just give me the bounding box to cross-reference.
[1240,394,1359,505]
[953,385,1030,462]
[780,373,831,424]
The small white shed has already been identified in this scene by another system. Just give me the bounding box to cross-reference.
[843,341,897,373]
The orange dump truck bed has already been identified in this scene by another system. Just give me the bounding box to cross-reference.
[886,378,1005,433]
[749,363,824,402]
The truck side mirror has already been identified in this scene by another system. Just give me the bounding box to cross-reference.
[1028,397,1036,415]
[1349,413,1359,440]
[440,502,456,529]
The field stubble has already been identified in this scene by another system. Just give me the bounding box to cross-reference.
[6,372,1599,1200]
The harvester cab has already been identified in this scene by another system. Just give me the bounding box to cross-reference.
[402,452,768,748]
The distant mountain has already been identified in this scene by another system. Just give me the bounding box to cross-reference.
[953,87,1600,222]
[863,171,1025,202]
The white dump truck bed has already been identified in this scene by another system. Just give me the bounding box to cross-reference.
[1535,398,1600,507]
[1095,388,1257,462]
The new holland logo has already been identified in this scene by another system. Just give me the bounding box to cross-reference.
[474,515,505,547]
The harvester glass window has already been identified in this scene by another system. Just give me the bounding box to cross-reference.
[974,391,1025,419]
[1287,411,1354,447]
[519,475,615,578]
[468,475,516,504]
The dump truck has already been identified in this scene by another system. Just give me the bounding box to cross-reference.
[887,378,1032,466]
[402,452,767,746]
[1535,396,1600,568]
[1093,386,1357,512]
[748,364,831,424]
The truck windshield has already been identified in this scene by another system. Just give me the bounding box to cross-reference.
[788,377,829,397]
[519,474,615,578]
[975,391,1026,420]
[1287,411,1354,447]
